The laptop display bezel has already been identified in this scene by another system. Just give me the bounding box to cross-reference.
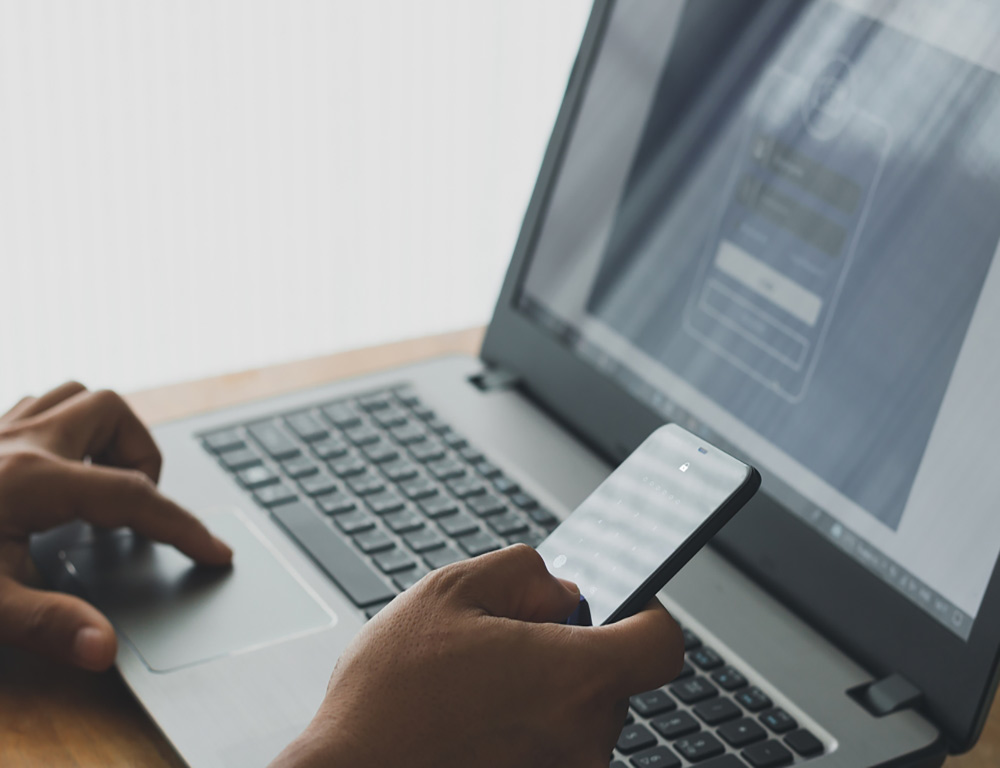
[480,0,1000,752]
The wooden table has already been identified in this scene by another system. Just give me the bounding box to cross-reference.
[0,326,996,766]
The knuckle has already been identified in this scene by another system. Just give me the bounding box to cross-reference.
[120,468,156,497]
[0,449,49,483]
[91,388,125,412]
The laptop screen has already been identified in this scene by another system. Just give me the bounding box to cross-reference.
[516,0,1000,641]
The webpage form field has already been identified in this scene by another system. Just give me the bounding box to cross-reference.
[685,64,890,402]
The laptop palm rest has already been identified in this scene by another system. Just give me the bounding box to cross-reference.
[63,509,335,673]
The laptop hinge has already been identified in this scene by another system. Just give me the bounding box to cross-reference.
[469,366,521,393]
[849,672,923,717]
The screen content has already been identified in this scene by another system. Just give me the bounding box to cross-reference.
[537,425,750,626]
[519,0,1000,639]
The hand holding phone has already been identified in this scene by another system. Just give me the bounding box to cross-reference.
[537,424,760,626]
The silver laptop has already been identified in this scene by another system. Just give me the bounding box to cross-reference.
[33,1,1000,765]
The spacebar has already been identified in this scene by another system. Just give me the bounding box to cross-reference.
[271,502,396,607]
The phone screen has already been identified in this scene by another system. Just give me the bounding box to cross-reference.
[537,424,752,625]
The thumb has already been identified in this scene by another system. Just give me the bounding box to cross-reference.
[458,544,581,623]
[0,578,117,671]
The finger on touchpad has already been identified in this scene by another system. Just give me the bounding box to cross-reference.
[64,508,335,673]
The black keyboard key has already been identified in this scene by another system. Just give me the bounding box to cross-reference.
[348,474,386,496]
[674,733,724,762]
[400,476,439,500]
[629,745,680,768]
[442,431,467,449]
[420,495,459,518]
[424,418,449,435]
[467,493,506,517]
[282,455,319,479]
[408,440,445,462]
[675,662,695,680]
[322,402,362,428]
[427,459,467,481]
[383,509,425,534]
[612,762,628,768]
[363,442,400,464]
[670,676,718,705]
[424,544,465,570]
[758,708,796,735]
[694,697,741,726]
[783,729,822,757]
[473,460,502,478]
[393,565,428,591]
[492,476,520,495]
[271,502,394,607]
[237,465,278,489]
[219,447,262,471]
[630,689,676,718]
[448,477,486,498]
[345,424,381,446]
[353,528,395,554]
[456,530,501,557]
[285,411,329,441]
[332,509,377,534]
[203,429,245,453]
[372,407,409,429]
[712,666,748,691]
[393,386,420,407]
[527,507,559,529]
[248,422,301,460]
[357,392,392,411]
[316,491,357,515]
[373,548,416,574]
[741,740,793,768]
[617,723,657,754]
[735,687,772,713]
[392,423,427,445]
[689,646,724,670]
[329,455,367,477]
[366,491,406,515]
[457,445,483,462]
[254,483,297,507]
[510,492,538,510]
[411,404,435,421]
[311,435,350,460]
[381,458,420,482]
[299,472,338,497]
[487,511,529,536]
[683,628,702,651]
[651,711,700,740]
[438,511,480,537]
[718,718,767,748]
[403,527,446,553]
[505,529,545,548]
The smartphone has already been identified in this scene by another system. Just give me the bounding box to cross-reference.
[537,424,760,626]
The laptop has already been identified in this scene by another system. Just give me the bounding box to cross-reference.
[32,1,1000,766]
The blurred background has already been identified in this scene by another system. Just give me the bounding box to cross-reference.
[0,0,590,407]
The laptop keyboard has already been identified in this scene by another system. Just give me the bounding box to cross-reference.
[201,384,826,767]
[201,385,558,617]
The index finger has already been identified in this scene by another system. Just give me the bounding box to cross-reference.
[3,454,232,566]
[26,389,163,481]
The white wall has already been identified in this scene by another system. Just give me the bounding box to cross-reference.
[0,0,590,408]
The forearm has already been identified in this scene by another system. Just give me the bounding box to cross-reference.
[269,722,355,768]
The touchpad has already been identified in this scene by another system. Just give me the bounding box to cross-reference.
[64,508,335,673]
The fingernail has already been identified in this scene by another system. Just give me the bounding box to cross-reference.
[72,627,109,670]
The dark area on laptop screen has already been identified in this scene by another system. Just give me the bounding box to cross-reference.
[582,2,1000,531]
